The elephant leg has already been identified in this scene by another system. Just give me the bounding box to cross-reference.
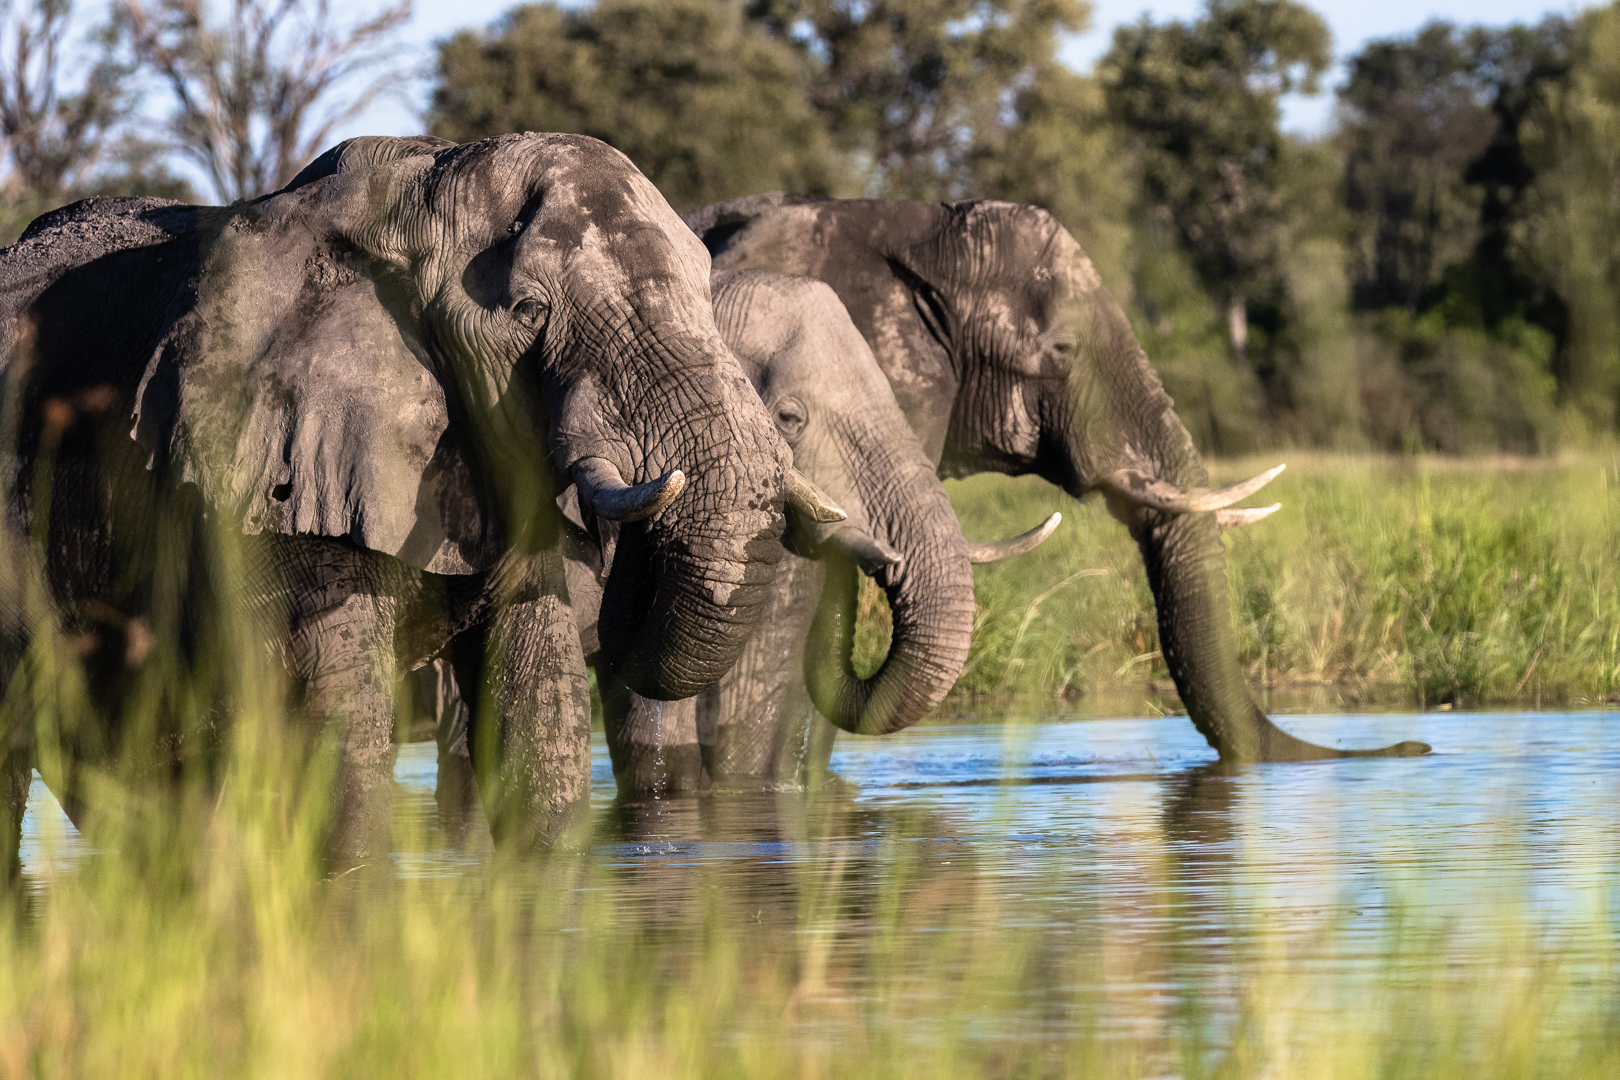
[428,659,480,842]
[296,591,401,865]
[453,550,592,848]
[598,665,705,796]
[1,747,29,885]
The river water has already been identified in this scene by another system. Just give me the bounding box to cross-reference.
[19,710,1620,1055]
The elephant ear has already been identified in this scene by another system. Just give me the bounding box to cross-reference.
[131,225,502,575]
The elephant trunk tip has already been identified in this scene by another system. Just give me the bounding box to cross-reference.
[1212,708,1434,763]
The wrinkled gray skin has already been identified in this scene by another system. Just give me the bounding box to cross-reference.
[685,194,1430,763]
[578,270,978,793]
[0,134,797,867]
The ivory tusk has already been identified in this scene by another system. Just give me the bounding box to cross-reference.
[573,457,686,522]
[1217,503,1281,529]
[966,512,1062,564]
[785,467,847,523]
[824,525,903,576]
[1106,463,1285,513]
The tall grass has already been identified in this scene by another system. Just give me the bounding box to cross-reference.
[2,718,1616,1077]
[0,454,1617,1076]
[949,453,1620,710]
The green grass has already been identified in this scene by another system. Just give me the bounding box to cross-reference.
[2,454,1617,1077]
[3,720,1616,1078]
[947,453,1620,711]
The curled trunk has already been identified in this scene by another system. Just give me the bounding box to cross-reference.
[570,321,790,703]
[598,517,783,701]
[802,449,975,737]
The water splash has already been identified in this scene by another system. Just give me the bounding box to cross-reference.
[649,698,667,841]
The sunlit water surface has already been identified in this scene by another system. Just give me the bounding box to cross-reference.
[19,711,1619,1047]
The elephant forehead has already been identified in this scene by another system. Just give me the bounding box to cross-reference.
[530,172,711,291]
[714,204,830,277]
[1046,228,1103,297]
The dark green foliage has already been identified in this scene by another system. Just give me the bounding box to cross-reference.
[746,0,1090,199]
[1099,0,1331,358]
[429,0,849,210]
[1518,4,1620,429]
[1333,15,1582,452]
[1338,23,1498,314]
[8,0,1620,453]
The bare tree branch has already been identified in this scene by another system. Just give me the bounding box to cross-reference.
[121,0,410,202]
[0,0,130,204]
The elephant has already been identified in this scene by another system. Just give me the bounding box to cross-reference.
[424,268,1058,799]
[679,193,1430,764]
[582,270,1060,793]
[0,133,842,866]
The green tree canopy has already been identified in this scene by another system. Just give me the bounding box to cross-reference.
[1337,22,1498,313]
[1520,3,1620,426]
[429,0,848,211]
[747,0,1090,199]
[1099,0,1331,358]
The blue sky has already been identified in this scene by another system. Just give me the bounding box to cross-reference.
[342,0,1579,142]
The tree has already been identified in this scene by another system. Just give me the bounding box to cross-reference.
[1450,18,1571,338]
[121,0,411,202]
[1099,0,1331,359]
[1520,3,1620,427]
[1337,22,1498,314]
[0,0,130,217]
[747,0,1089,199]
[429,0,847,211]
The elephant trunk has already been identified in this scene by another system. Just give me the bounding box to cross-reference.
[599,515,783,701]
[1139,510,1404,760]
[590,335,789,703]
[1058,300,1427,761]
[803,441,976,736]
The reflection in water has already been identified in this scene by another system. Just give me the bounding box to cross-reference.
[19,710,1620,1057]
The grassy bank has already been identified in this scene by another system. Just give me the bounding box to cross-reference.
[942,453,1620,711]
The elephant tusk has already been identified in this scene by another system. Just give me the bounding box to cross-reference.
[1105,463,1285,513]
[785,467,847,523]
[572,457,686,522]
[1217,503,1281,529]
[824,525,903,576]
[966,512,1062,564]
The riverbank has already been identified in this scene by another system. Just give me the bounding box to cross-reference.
[928,452,1620,712]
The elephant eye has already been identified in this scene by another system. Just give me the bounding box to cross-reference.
[773,398,808,442]
[511,297,546,327]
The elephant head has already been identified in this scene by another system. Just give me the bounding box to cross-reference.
[115,134,819,700]
[585,269,1059,792]
[713,270,1056,737]
[688,195,1428,762]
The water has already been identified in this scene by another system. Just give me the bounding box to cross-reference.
[19,710,1620,1050]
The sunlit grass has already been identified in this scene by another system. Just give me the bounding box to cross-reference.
[949,452,1620,710]
[2,453,1617,1077]
[2,722,1615,1078]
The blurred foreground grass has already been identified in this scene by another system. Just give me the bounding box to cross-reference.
[2,717,1615,1078]
[1,452,1617,1078]
[946,452,1620,711]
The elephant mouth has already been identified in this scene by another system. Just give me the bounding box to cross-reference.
[581,457,840,701]
[597,518,786,701]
